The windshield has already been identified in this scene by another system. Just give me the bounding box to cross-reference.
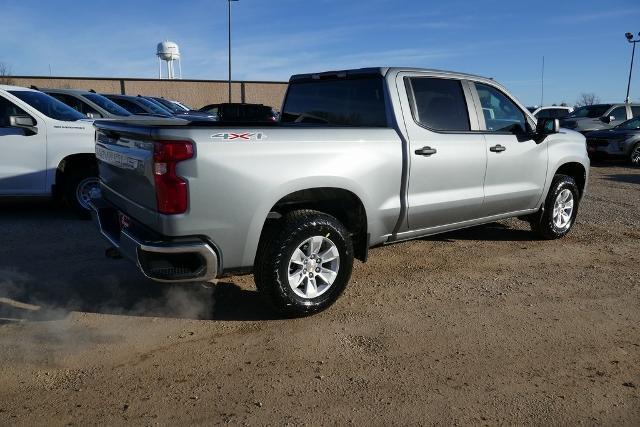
[566,105,612,119]
[173,101,191,111]
[83,94,132,117]
[9,90,86,121]
[151,97,188,113]
[282,77,388,126]
[616,117,640,130]
[137,97,174,115]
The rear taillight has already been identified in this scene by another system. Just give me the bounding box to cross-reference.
[153,140,194,215]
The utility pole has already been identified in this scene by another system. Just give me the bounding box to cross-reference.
[228,0,239,103]
[625,32,640,103]
[540,56,545,107]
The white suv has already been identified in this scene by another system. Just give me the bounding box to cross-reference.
[0,85,98,216]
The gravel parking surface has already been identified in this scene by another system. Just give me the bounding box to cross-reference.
[1,164,638,425]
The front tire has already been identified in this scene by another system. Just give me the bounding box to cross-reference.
[630,142,640,167]
[254,210,354,317]
[63,166,100,219]
[530,174,580,239]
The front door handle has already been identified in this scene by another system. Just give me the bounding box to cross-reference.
[415,146,437,156]
[490,144,506,153]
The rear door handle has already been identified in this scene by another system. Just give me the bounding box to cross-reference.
[490,144,506,153]
[415,146,437,156]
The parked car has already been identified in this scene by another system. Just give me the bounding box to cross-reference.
[102,94,174,118]
[527,106,573,119]
[560,103,640,134]
[198,103,278,122]
[39,88,148,120]
[90,67,589,316]
[0,85,99,215]
[585,116,640,165]
[140,96,216,120]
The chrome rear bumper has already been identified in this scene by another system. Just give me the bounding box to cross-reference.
[90,197,219,283]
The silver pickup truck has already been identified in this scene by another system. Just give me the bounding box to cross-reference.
[91,67,589,316]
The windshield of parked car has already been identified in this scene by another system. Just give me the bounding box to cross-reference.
[152,97,189,113]
[281,77,388,127]
[615,117,640,130]
[9,90,86,121]
[566,104,612,119]
[83,94,132,117]
[526,107,537,113]
[137,97,174,115]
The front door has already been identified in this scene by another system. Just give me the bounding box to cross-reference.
[472,82,548,216]
[0,95,47,194]
[399,74,487,231]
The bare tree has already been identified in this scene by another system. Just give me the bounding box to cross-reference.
[575,93,601,107]
[0,62,13,85]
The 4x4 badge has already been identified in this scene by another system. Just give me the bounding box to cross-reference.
[210,132,267,141]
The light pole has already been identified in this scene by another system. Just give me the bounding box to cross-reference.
[228,0,239,103]
[625,32,640,103]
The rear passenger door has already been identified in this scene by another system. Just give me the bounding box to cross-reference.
[399,74,487,230]
[472,82,548,216]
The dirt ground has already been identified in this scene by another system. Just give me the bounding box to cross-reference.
[0,164,638,425]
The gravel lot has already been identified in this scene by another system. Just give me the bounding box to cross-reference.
[0,164,638,425]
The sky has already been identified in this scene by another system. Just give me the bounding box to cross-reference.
[1,0,639,106]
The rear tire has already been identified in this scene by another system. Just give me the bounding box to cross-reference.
[63,166,100,219]
[530,174,580,240]
[254,209,354,317]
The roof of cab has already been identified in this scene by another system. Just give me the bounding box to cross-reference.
[0,84,38,92]
[289,67,488,83]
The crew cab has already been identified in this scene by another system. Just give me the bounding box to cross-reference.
[0,85,99,215]
[90,67,589,316]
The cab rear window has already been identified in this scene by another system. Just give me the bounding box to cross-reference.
[281,77,388,127]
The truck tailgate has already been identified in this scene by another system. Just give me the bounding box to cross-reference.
[94,121,159,213]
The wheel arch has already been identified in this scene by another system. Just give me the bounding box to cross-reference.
[554,161,587,197]
[53,153,97,197]
[254,186,370,265]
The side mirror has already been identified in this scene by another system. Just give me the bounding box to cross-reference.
[536,117,559,134]
[534,118,559,143]
[600,115,614,124]
[9,115,38,135]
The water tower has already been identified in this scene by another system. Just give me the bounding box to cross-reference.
[156,41,182,79]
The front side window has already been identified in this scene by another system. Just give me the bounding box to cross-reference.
[109,97,146,115]
[0,96,31,127]
[609,106,626,122]
[475,83,526,133]
[408,77,470,131]
[8,90,85,121]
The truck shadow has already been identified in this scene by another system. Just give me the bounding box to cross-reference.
[604,173,640,185]
[424,222,534,242]
[0,201,279,322]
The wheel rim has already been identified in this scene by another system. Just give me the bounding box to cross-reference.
[552,189,574,229]
[76,177,101,210]
[287,236,340,299]
[631,145,640,165]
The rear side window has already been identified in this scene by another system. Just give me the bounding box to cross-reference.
[475,83,527,133]
[407,77,470,131]
[282,77,388,127]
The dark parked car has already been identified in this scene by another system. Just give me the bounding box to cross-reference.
[199,103,278,123]
[586,116,640,165]
[102,94,174,118]
[141,96,216,120]
[560,103,640,134]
